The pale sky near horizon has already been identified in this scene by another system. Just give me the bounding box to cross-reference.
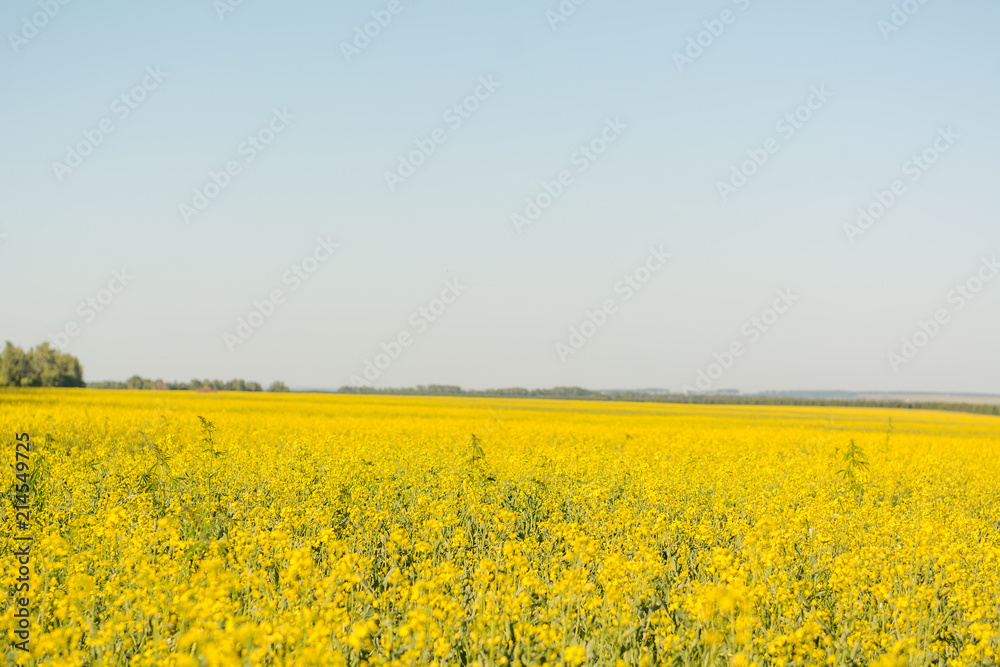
[1,0,998,393]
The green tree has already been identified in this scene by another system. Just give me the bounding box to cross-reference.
[268,381,290,392]
[0,342,83,387]
[0,342,28,386]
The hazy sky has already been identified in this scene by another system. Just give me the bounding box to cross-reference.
[2,0,998,393]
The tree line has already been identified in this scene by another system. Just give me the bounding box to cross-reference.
[3,341,995,417]
[0,341,289,393]
[88,377,290,392]
[0,342,84,387]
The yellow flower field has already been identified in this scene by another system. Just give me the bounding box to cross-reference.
[2,389,999,666]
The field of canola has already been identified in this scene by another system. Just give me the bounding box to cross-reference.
[2,389,999,667]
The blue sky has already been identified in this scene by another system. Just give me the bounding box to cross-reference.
[1,0,998,393]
